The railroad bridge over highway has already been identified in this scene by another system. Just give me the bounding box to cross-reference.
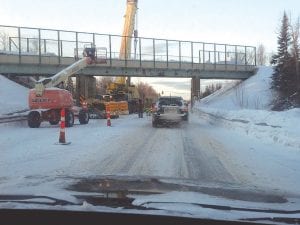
[0,25,257,99]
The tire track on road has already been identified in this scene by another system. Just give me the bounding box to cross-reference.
[181,123,237,184]
[94,122,159,175]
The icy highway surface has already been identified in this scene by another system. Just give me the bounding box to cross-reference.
[1,112,300,195]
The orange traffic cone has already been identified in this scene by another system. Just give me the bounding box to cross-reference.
[57,108,71,145]
[106,105,111,127]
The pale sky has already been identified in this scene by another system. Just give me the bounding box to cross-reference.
[1,0,300,99]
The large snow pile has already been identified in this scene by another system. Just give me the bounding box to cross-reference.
[194,67,300,148]
[0,75,29,115]
[200,67,274,110]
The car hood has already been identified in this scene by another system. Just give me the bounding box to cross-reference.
[0,175,300,224]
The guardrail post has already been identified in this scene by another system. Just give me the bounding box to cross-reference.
[214,43,216,70]
[75,32,79,60]
[109,35,112,66]
[139,37,142,67]
[57,30,61,64]
[60,40,63,57]
[9,37,12,51]
[18,27,21,64]
[179,41,181,69]
[225,44,227,70]
[199,50,201,64]
[153,38,155,68]
[245,46,247,70]
[26,38,29,52]
[38,28,41,64]
[191,42,194,68]
[166,40,169,68]
[44,39,47,53]
[93,33,95,46]
[235,45,238,71]
[254,46,257,66]
[203,43,205,70]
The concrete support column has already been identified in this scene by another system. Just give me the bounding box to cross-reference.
[126,76,131,87]
[75,76,96,105]
[191,77,200,106]
[76,76,80,106]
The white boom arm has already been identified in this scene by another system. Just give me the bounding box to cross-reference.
[35,58,88,97]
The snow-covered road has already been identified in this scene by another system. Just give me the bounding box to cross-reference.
[1,112,299,195]
[0,114,234,182]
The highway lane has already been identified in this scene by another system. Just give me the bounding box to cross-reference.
[2,112,298,194]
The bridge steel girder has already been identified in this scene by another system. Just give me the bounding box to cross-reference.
[0,64,255,80]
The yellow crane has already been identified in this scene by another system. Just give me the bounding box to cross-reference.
[119,0,138,67]
[107,0,140,113]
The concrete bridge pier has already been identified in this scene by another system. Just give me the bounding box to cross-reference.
[76,76,97,105]
[191,77,200,106]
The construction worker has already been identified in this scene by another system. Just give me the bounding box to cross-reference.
[138,99,143,118]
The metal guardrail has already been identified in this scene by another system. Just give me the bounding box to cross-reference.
[0,25,256,69]
[0,115,27,124]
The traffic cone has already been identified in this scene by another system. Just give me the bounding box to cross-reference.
[57,108,71,145]
[106,105,111,127]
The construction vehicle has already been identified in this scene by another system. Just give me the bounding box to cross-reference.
[86,95,121,119]
[27,45,105,128]
[106,0,140,114]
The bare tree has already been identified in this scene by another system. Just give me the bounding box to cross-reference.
[234,81,248,108]
[96,77,114,95]
[136,81,159,106]
[0,31,9,51]
[256,44,267,66]
[200,83,222,98]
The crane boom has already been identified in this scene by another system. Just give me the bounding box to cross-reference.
[115,0,138,85]
[120,0,138,60]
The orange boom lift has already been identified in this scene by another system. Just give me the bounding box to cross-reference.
[28,46,105,128]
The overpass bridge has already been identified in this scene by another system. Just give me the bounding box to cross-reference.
[0,25,257,98]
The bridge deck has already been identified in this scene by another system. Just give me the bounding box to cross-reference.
[0,54,256,79]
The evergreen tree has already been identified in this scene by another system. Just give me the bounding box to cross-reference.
[271,12,291,87]
[271,12,295,110]
[290,18,300,105]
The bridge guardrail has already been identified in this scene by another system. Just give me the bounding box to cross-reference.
[0,25,256,71]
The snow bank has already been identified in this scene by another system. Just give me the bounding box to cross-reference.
[0,75,29,115]
[200,66,274,110]
[195,67,300,149]
[194,107,300,149]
